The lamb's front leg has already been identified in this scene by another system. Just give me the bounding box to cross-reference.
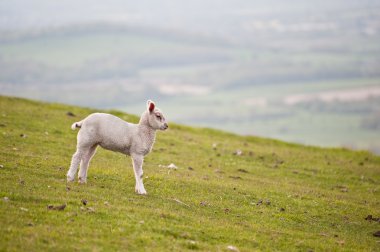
[131,154,147,195]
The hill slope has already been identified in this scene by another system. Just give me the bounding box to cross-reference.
[0,96,379,251]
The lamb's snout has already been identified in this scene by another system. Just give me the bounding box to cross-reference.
[162,123,169,130]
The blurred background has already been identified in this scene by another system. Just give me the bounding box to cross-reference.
[0,0,380,154]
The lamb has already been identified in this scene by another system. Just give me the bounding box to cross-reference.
[66,100,168,195]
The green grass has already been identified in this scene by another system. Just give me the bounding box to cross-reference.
[0,96,380,251]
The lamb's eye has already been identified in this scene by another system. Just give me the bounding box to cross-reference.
[156,115,161,120]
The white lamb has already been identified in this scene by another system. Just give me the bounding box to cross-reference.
[66,100,168,195]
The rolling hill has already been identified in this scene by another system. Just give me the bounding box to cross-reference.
[0,95,379,251]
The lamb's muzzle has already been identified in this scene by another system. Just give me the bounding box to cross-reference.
[66,100,168,195]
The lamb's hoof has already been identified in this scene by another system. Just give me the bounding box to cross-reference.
[67,175,75,182]
[135,187,147,195]
[78,177,87,184]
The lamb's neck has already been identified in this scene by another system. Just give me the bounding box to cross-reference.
[137,118,156,148]
[138,124,156,138]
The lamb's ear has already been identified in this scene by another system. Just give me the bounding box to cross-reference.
[147,100,155,112]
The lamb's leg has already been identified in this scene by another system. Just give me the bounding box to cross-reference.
[131,155,146,195]
[78,145,97,184]
[67,149,84,182]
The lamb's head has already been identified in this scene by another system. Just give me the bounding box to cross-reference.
[143,100,168,131]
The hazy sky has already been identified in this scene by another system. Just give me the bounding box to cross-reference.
[1,0,379,31]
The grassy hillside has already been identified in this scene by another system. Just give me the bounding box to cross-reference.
[0,96,379,251]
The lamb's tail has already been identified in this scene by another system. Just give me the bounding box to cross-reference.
[71,120,83,130]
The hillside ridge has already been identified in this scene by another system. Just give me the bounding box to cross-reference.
[0,95,379,251]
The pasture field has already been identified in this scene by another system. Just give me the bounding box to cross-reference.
[0,96,379,251]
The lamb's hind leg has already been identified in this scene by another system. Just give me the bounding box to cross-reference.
[78,145,97,184]
[67,148,85,182]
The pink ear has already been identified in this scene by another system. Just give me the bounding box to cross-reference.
[148,102,155,112]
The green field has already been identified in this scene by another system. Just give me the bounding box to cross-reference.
[1,96,379,251]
